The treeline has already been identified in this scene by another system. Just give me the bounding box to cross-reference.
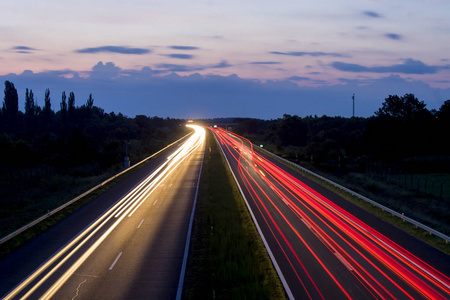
[0,80,188,175]
[233,94,450,173]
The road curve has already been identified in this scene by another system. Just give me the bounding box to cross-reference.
[1,125,205,299]
[212,127,450,300]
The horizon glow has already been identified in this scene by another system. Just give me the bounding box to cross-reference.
[1,1,450,119]
[1,0,449,87]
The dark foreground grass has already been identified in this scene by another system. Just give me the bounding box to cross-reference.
[0,159,155,259]
[183,130,286,300]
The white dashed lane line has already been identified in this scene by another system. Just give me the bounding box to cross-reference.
[109,252,122,271]
[137,219,145,229]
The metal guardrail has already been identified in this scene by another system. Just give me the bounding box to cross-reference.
[0,133,192,245]
[257,146,450,244]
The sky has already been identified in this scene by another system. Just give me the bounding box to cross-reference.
[1,0,450,119]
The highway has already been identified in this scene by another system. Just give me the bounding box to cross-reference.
[212,127,450,300]
[1,125,205,299]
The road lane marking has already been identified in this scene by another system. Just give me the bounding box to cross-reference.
[109,252,122,270]
[5,129,205,300]
[176,137,205,300]
[137,219,145,229]
[153,199,158,206]
[301,218,312,229]
[334,252,353,271]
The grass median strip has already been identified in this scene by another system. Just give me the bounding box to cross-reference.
[183,130,286,299]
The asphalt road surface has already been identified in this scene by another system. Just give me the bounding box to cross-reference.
[212,127,450,300]
[1,125,205,299]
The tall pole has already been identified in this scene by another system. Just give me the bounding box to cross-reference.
[124,140,130,169]
[352,93,355,117]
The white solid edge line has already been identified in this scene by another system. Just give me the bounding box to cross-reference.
[109,252,122,271]
[137,219,145,229]
[212,131,295,300]
[175,136,205,300]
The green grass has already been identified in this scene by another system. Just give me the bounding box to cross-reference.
[183,130,286,300]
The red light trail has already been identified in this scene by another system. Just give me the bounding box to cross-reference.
[212,127,450,300]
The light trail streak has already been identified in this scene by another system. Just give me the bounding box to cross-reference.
[212,127,450,299]
[4,125,205,300]
[254,151,450,298]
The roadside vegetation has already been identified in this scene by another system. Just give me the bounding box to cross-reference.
[0,161,145,258]
[184,130,286,299]
[0,80,189,240]
[224,94,450,252]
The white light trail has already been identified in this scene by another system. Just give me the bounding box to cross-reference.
[4,125,205,300]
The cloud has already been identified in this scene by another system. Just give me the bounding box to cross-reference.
[287,76,328,85]
[169,46,199,50]
[13,46,36,51]
[154,60,232,73]
[156,63,197,72]
[12,46,37,54]
[91,61,122,78]
[76,46,151,55]
[385,33,403,40]
[2,62,449,119]
[249,61,281,65]
[288,76,310,81]
[363,11,383,18]
[270,51,347,58]
[211,61,232,69]
[163,53,195,59]
[331,59,449,74]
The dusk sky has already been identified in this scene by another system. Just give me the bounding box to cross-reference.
[1,0,449,119]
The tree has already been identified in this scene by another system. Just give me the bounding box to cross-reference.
[25,88,35,119]
[375,93,428,119]
[86,93,94,109]
[44,89,51,112]
[278,114,308,147]
[60,91,67,112]
[436,100,450,152]
[370,93,434,158]
[68,91,75,118]
[59,91,68,122]
[2,80,19,118]
[41,88,54,121]
[437,100,450,118]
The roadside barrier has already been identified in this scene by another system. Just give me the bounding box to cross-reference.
[257,146,450,244]
[0,132,192,245]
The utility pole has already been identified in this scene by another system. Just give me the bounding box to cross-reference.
[352,93,355,117]
[124,140,130,169]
